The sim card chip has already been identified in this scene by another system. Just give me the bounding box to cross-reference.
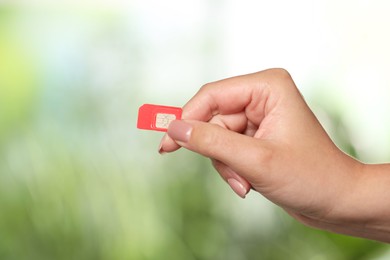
[155,113,177,129]
[137,104,182,132]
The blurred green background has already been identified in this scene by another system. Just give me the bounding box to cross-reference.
[1,1,390,259]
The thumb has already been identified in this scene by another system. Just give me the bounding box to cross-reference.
[167,120,273,184]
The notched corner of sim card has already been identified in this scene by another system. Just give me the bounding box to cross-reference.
[137,104,154,130]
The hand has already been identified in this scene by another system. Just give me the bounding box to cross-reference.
[159,68,390,242]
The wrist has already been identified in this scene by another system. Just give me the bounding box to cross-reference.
[325,160,390,242]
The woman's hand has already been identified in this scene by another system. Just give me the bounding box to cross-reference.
[159,68,390,243]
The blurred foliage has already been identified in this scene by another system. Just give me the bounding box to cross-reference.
[0,5,388,260]
[0,8,39,145]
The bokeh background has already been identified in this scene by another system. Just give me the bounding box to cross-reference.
[1,0,390,259]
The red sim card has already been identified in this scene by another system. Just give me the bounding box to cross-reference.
[137,104,182,132]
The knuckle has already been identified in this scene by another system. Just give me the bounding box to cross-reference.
[261,68,298,95]
[199,128,219,156]
[199,82,214,93]
[268,68,292,80]
[191,123,224,158]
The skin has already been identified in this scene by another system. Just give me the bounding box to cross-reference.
[159,68,390,243]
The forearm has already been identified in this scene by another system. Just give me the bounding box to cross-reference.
[330,162,390,243]
[292,159,390,243]
[356,163,390,241]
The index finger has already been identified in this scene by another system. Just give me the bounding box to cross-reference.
[159,69,283,153]
[182,71,264,122]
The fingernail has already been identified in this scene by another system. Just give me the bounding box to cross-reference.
[167,120,192,143]
[227,178,247,199]
[158,135,167,155]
